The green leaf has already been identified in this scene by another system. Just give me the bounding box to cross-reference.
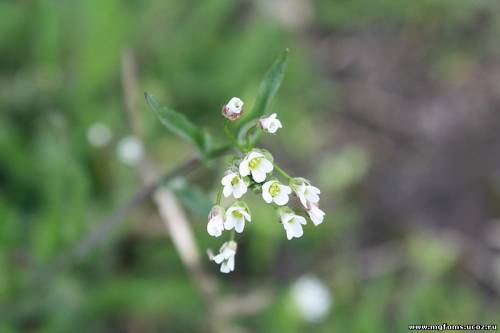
[145,92,207,153]
[238,49,289,129]
[167,178,212,218]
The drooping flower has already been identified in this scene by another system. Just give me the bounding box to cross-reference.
[221,171,247,199]
[224,201,251,233]
[212,241,237,273]
[262,180,292,206]
[307,203,325,226]
[290,178,321,208]
[222,97,244,120]
[259,113,283,134]
[239,151,273,183]
[279,208,307,240]
[207,205,225,237]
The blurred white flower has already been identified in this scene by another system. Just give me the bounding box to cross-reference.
[290,177,320,208]
[207,205,225,237]
[239,151,273,183]
[307,203,325,226]
[222,97,244,120]
[291,275,332,322]
[279,208,307,240]
[224,202,251,233]
[87,122,112,147]
[259,113,282,134]
[262,180,292,206]
[117,135,144,166]
[221,171,247,199]
[212,241,237,273]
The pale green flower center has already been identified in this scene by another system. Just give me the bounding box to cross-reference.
[248,157,261,170]
[232,210,243,218]
[231,176,239,186]
[269,182,280,196]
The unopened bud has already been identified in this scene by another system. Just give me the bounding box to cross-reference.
[222,97,244,120]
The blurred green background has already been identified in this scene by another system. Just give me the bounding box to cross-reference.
[2,0,500,332]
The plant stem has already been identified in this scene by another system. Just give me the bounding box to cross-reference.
[230,230,235,242]
[273,162,292,180]
[216,184,223,205]
[224,123,246,151]
[245,124,258,148]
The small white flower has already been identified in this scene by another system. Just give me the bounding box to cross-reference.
[262,180,292,206]
[307,203,325,226]
[291,275,332,322]
[259,113,283,134]
[290,178,321,208]
[224,202,251,233]
[280,208,307,240]
[212,241,237,273]
[207,205,225,237]
[87,122,112,147]
[239,151,273,183]
[221,171,247,199]
[222,97,244,120]
[116,135,144,166]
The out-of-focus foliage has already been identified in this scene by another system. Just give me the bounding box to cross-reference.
[1,0,500,332]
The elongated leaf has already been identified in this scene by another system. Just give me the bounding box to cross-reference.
[145,92,206,152]
[166,178,212,218]
[238,49,289,129]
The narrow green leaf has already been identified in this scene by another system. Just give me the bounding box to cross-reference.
[167,178,212,218]
[145,92,206,152]
[238,49,289,129]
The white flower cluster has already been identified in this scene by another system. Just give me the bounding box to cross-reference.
[208,98,325,273]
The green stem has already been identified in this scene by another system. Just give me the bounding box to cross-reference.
[224,123,246,152]
[273,162,292,180]
[245,124,258,148]
[230,230,235,242]
[216,184,223,205]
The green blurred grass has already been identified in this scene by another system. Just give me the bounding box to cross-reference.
[1,0,499,332]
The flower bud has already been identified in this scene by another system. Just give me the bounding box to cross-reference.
[222,97,244,120]
[207,205,225,237]
[259,113,282,134]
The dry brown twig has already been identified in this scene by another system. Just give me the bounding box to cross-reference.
[120,48,272,332]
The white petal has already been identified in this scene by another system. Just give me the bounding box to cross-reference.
[213,253,225,264]
[241,210,251,221]
[306,192,320,203]
[281,185,292,195]
[247,152,263,161]
[233,181,247,198]
[220,261,230,273]
[252,169,266,183]
[273,192,289,206]
[290,222,304,238]
[227,256,235,271]
[224,215,236,230]
[285,226,294,240]
[258,159,273,173]
[296,216,307,225]
[281,213,295,224]
[221,173,233,186]
[207,216,223,237]
[239,160,250,177]
[309,206,325,226]
[262,190,273,203]
[234,218,245,233]
[223,184,232,198]
[308,185,321,195]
